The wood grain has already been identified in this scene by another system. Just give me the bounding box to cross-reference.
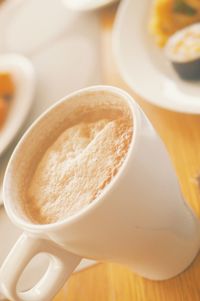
[54,5,200,301]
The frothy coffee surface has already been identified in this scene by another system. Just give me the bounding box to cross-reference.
[26,103,132,224]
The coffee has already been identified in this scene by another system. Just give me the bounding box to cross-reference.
[25,101,133,224]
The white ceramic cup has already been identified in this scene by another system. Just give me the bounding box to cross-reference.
[1,86,200,301]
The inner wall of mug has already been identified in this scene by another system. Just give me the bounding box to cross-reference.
[5,89,134,224]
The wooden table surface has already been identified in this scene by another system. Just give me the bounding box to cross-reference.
[54,5,200,301]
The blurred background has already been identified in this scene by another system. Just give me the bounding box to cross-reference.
[0,0,200,300]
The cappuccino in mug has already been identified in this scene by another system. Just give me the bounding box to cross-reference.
[25,100,133,224]
[2,87,200,301]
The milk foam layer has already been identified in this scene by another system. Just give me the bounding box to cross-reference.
[26,106,132,224]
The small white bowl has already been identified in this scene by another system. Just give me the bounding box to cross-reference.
[62,0,118,11]
[0,54,35,156]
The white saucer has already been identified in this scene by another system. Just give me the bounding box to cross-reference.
[113,0,200,114]
[0,54,35,156]
[0,0,102,204]
[62,0,118,11]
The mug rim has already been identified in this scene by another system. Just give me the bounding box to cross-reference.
[3,85,141,232]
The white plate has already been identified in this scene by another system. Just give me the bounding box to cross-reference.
[0,54,35,156]
[62,0,118,11]
[0,207,96,297]
[0,0,102,204]
[113,0,200,114]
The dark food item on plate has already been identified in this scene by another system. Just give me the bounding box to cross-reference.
[173,0,197,16]
[165,23,200,79]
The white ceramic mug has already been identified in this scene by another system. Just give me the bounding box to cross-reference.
[1,86,200,301]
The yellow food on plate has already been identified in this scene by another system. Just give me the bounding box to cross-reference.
[149,0,200,47]
[0,72,15,129]
[0,97,9,128]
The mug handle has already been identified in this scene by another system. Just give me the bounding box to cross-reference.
[0,232,81,301]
